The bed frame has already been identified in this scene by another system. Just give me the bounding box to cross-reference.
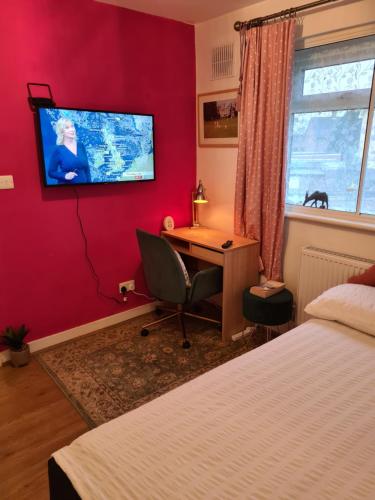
[48,458,80,500]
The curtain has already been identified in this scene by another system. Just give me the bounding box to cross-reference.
[234,19,296,281]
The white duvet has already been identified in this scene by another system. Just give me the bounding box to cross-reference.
[53,319,375,499]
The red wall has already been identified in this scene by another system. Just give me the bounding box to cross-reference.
[0,0,196,342]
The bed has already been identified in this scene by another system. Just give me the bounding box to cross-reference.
[49,284,375,499]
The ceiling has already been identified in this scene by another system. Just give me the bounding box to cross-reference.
[95,0,263,24]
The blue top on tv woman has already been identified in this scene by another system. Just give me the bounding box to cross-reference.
[48,118,91,184]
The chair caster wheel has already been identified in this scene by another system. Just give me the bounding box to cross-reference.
[155,308,163,316]
[182,340,191,349]
[140,329,149,337]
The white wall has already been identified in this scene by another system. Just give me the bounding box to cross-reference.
[196,0,375,297]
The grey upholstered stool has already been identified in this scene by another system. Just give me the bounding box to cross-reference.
[242,288,293,341]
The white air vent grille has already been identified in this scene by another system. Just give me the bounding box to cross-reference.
[212,43,234,80]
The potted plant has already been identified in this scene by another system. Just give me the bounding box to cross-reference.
[0,325,30,367]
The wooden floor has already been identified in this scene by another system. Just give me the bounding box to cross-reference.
[0,357,88,500]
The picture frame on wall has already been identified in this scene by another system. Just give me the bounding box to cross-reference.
[197,89,239,147]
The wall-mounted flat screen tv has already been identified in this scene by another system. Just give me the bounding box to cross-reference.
[36,106,155,186]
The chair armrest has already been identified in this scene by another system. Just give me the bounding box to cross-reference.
[188,266,223,304]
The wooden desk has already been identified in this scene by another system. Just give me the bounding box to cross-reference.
[162,227,259,344]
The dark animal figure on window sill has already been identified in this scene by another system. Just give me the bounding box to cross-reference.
[303,191,329,209]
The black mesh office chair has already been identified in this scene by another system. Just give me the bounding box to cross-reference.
[136,228,223,348]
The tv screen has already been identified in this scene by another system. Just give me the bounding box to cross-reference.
[36,106,155,186]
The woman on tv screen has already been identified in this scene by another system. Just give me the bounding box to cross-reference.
[48,118,91,184]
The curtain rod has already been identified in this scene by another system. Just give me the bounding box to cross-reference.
[234,0,342,31]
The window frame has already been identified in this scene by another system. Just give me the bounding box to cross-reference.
[285,33,375,228]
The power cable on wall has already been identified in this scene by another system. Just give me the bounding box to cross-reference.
[73,187,124,306]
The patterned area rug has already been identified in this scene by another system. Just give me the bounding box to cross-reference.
[36,310,266,427]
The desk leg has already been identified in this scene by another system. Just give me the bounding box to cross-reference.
[221,244,259,344]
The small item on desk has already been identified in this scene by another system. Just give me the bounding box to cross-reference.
[221,240,233,249]
[250,280,285,298]
[163,215,175,231]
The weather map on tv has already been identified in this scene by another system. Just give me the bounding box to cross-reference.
[36,107,155,186]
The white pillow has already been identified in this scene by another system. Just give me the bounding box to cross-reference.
[304,283,375,336]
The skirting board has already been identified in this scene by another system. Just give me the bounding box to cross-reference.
[0,302,157,366]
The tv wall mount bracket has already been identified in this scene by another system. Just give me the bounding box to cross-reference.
[27,82,56,112]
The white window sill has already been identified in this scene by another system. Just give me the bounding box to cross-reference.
[285,205,375,233]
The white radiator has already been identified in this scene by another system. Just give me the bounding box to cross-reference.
[297,246,374,324]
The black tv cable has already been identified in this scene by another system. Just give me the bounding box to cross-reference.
[73,187,123,306]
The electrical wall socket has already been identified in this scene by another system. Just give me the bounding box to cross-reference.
[119,280,135,293]
[0,175,14,189]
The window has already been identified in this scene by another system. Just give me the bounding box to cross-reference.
[286,36,375,217]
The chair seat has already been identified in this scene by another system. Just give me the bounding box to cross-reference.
[243,288,293,326]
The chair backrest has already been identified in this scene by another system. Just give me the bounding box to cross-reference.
[136,229,187,304]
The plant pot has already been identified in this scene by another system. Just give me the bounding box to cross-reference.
[10,343,30,367]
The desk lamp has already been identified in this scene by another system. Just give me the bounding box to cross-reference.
[192,179,208,227]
